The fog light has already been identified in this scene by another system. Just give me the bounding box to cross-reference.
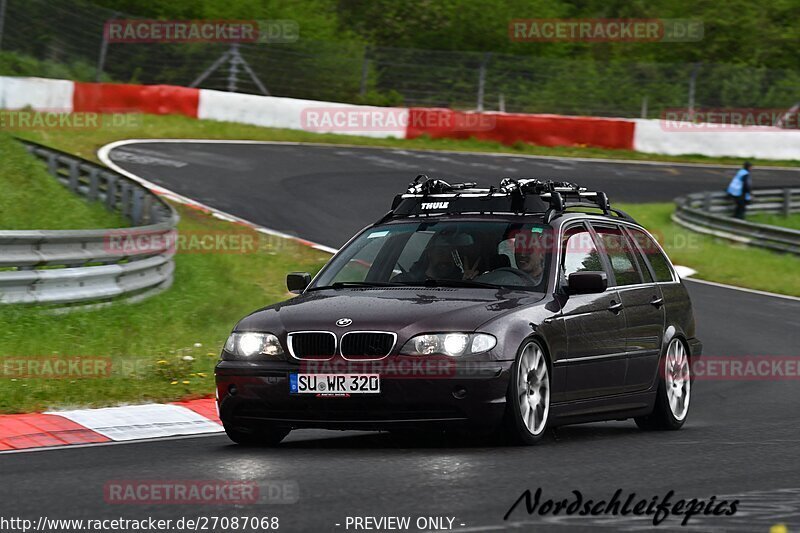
[228,384,238,396]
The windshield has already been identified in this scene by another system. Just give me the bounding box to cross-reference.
[311,220,553,291]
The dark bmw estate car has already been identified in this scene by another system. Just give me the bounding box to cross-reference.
[216,178,701,445]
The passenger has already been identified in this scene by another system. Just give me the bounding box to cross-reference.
[424,246,462,280]
[393,245,461,282]
[461,255,483,280]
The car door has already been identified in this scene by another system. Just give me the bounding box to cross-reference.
[559,222,628,401]
[624,226,674,390]
[592,223,665,393]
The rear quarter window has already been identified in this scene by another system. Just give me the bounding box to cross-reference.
[626,227,674,282]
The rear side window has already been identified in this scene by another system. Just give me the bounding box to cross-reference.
[626,227,674,282]
[629,239,654,283]
[562,225,603,277]
[592,225,643,286]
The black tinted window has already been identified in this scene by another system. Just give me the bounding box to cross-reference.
[626,228,673,282]
[630,238,654,283]
[593,225,643,286]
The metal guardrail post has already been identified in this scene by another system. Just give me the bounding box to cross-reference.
[783,188,791,218]
[131,188,144,226]
[46,152,57,175]
[105,175,117,211]
[87,167,100,200]
[119,181,131,219]
[68,160,80,192]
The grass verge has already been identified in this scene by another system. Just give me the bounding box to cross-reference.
[748,212,800,231]
[0,133,126,229]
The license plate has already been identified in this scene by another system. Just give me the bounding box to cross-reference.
[289,373,380,394]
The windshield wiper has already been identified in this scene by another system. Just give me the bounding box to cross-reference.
[400,278,500,289]
[400,279,541,291]
[306,281,406,291]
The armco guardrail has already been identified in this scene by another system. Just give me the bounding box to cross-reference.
[673,187,800,255]
[0,140,179,305]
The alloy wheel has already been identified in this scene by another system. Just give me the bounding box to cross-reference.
[517,342,550,435]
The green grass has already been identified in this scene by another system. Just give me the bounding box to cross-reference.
[0,204,329,414]
[748,212,800,231]
[0,133,126,229]
[620,203,800,296]
[2,114,798,414]
[9,112,799,168]
[0,51,105,82]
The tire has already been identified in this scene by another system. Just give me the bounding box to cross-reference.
[635,337,691,431]
[502,339,551,445]
[223,424,290,446]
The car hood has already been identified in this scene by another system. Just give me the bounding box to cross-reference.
[235,287,545,336]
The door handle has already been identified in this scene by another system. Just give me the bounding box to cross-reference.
[608,300,623,314]
[650,296,664,308]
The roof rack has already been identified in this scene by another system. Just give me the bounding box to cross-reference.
[383,175,636,224]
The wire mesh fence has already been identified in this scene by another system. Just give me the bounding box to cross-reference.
[1,0,798,120]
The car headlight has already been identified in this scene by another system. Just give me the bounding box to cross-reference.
[223,332,284,359]
[400,333,496,357]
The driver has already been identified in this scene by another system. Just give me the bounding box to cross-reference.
[514,232,547,288]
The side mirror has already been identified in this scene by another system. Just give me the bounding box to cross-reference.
[287,272,311,294]
[567,271,607,295]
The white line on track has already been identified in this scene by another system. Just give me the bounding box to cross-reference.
[683,277,800,302]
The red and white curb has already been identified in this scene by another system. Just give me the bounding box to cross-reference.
[4,75,800,159]
[0,398,221,452]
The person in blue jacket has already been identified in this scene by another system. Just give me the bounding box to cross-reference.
[726,162,752,219]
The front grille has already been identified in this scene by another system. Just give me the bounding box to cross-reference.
[341,332,395,359]
[289,332,336,360]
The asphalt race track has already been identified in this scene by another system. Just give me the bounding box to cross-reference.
[102,142,800,249]
[2,142,799,532]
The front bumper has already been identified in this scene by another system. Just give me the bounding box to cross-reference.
[215,358,512,431]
